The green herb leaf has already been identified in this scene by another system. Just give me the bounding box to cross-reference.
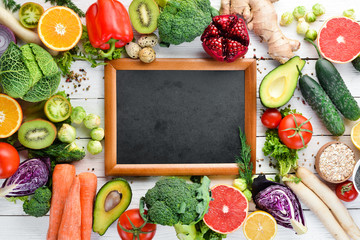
[2,0,21,12]
[44,0,84,17]
[235,127,253,189]
[280,106,302,118]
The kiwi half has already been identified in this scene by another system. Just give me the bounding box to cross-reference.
[129,0,159,34]
[18,119,57,149]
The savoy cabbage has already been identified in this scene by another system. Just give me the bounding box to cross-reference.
[0,42,61,102]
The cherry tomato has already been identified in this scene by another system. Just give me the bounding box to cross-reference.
[261,108,282,129]
[0,142,20,179]
[117,209,156,240]
[336,181,358,202]
[278,114,313,149]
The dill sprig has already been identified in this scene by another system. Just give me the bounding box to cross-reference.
[2,0,21,12]
[44,0,85,17]
[235,127,253,188]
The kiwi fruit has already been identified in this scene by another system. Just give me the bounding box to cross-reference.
[129,0,159,34]
[18,119,57,149]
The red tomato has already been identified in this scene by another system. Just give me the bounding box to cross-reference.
[261,108,282,129]
[336,181,358,202]
[278,114,313,149]
[117,209,156,240]
[0,142,20,179]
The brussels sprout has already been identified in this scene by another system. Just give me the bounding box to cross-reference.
[58,124,76,143]
[296,18,309,35]
[293,6,306,20]
[87,140,102,155]
[305,28,318,41]
[312,3,325,16]
[242,189,252,202]
[305,12,316,23]
[90,127,104,141]
[83,113,101,129]
[343,9,355,19]
[233,178,247,191]
[67,141,81,151]
[280,12,294,26]
[70,106,86,125]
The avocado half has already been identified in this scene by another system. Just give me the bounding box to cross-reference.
[93,178,132,235]
[259,56,306,108]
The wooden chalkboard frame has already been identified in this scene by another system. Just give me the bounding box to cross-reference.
[104,58,256,176]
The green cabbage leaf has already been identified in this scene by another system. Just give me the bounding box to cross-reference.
[0,42,31,98]
[0,42,61,102]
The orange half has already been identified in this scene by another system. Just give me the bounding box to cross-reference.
[38,6,82,51]
[0,94,23,138]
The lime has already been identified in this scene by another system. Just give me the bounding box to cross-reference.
[44,95,72,123]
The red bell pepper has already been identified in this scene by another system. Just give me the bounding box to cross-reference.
[86,0,133,59]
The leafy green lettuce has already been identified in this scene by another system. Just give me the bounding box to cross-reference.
[263,129,299,177]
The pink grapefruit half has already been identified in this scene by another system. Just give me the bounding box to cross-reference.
[317,17,360,63]
[203,184,249,234]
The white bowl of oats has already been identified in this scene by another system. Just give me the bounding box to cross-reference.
[315,141,356,184]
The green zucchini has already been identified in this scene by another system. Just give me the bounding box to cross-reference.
[298,68,345,136]
[306,39,360,121]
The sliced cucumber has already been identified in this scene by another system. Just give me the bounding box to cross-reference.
[44,95,72,123]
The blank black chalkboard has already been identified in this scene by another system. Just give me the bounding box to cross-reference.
[116,70,245,164]
[104,58,257,176]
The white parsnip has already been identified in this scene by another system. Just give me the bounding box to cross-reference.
[296,167,360,240]
[0,6,58,56]
[220,0,300,63]
[285,180,350,240]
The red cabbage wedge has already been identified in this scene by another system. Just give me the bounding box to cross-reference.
[0,157,50,197]
[252,175,307,234]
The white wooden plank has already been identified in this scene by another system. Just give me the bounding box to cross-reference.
[1,209,360,239]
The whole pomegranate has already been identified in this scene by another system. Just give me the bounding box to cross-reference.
[201,15,250,62]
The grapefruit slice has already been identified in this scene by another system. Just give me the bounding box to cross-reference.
[203,184,248,234]
[317,17,360,63]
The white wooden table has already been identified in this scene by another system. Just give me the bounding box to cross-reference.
[1,0,360,239]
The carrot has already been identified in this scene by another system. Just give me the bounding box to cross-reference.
[58,175,81,240]
[47,164,76,240]
[296,167,360,240]
[285,179,350,240]
[79,172,98,240]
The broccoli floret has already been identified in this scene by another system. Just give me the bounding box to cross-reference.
[23,187,51,217]
[33,187,52,203]
[157,0,214,45]
[142,176,211,226]
[174,221,227,240]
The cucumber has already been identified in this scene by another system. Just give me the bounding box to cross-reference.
[306,39,360,121]
[298,69,345,136]
[352,55,360,72]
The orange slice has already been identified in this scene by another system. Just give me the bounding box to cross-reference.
[243,210,277,240]
[0,94,23,138]
[38,6,82,51]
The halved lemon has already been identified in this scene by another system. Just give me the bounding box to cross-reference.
[38,6,82,51]
[243,210,277,240]
[0,94,23,138]
[351,121,360,150]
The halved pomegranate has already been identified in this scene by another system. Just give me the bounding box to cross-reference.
[201,15,250,62]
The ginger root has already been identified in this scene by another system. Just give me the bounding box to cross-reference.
[221,0,300,64]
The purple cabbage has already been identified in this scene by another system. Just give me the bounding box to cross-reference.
[0,157,50,197]
[252,175,306,232]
